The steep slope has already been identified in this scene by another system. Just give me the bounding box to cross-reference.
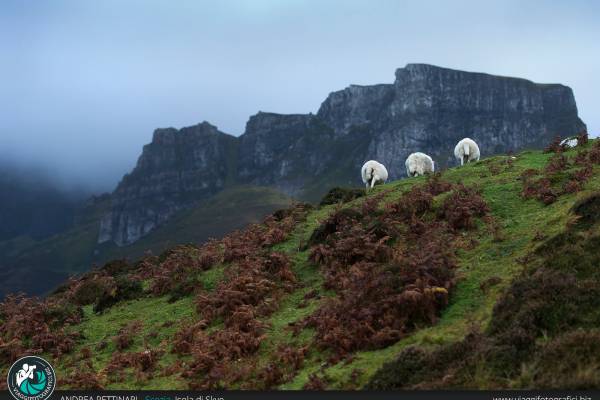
[100,64,586,247]
[2,135,599,390]
[0,186,291,298]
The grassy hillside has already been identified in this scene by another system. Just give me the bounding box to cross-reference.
[0,186,291,298]
[2,136,600,390]
[99,185,293,262]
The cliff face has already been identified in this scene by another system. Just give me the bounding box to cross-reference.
[99,64,586,246]
[318,63,586,177]
[237,112,339,196]
[98,122,237,246]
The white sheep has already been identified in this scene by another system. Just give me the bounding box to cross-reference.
[405,152,435,177]
[560,137,578,149]
[454,138,480,166]
[361,160,388,190]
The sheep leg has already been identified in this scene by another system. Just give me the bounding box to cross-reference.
[371,176,377,189]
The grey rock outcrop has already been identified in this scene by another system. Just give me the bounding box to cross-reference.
[98,122,237,246]
[99,64,586,246]
[237,112,339,197]
[318,63,585,178]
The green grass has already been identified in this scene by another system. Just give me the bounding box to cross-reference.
[55,296,196,389]
[48,145,600,389]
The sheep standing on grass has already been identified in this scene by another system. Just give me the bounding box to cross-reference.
[560,137,578,149]
[454,138,480,166]
[405,152,435,177]
[361,160,388,190]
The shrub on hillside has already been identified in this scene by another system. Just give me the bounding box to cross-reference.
[525,330,600,389]
[0,295,81,363]
[196,252,296,322]
[438,185,490,230]
[100,259,135,277]
[61,360,104,389]
[520,144,596,205]
[113,320,143,351]
[165,205,310,388]
[94,276,144,313]
[319,187,365,206]
[544,135,566,153]
[300,178,486,359]
[71,275,116,306]
[105,349,164,382]
[577,131,589,146]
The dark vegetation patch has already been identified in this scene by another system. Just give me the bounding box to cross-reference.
[303,373,329,390]
[254,345,309,389]
[297,175,491,362]
[544,135,568,154]
[100,259,137,276]
[113,320,143,351]
[319,187,365,206]
[94,277,144,313]
[479,276,502,293]
[525,329,600,389]
[147,243,222,300]
[0,294,81,364]
[571,192,600,229]
[61,267,145,313]
[105,349,164,383]
[367,181,600,389]
[61,359,104,389]
[174,306,267,389]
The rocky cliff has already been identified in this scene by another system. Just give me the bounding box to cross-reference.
[318,63,585,176]
[98,122,237,246]
[98,64,586,246]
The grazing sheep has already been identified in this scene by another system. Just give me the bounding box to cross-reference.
[405,152,435,177]
[560,137,578,149]
[361,160,388,190]
[454,138,480,166]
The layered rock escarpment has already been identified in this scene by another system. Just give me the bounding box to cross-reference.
[318,63,585,176]
[99,64,586,246]
[98,122,237,246]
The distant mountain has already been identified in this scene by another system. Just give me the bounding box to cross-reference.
[0,165,86,241]
[99,63,586,246]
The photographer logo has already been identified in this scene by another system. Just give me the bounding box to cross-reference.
[7,356,56,400]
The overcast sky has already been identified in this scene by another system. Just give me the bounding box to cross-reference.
[1,0,598,192]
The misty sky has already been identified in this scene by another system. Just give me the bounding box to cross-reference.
[1,0,599,192]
